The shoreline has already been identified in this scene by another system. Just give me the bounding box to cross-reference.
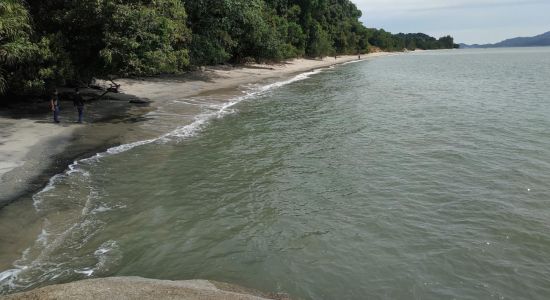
[0,52,392,296]
[118,54,392,100]
[0,96,152,209]
[0,53,391,208]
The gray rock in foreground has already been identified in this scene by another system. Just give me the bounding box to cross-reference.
[1,277,290,300]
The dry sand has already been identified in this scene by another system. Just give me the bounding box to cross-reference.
[0,119,74,180]
[0,117,78,206]
[0,96,150,207]
[119,54,391,100]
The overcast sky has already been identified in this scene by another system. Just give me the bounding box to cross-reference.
[354,0,550,44]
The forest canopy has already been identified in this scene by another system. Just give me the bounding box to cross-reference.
[0,0,457,96]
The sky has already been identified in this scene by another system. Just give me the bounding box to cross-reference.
[354,0,550,44]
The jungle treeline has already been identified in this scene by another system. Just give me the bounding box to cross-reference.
[0,0,457,96]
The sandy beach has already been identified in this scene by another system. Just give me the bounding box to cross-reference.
[0,95,151,208]
[0,53,391,208]
[0,118,75,205]
[118,54,391,100]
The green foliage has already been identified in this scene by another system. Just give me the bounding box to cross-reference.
[437,35,455,49]
[27,0,105,81]
[0,0,35,94]
[1,0,458,97]
[9,34,74,94]
[184,0,286,65]
[392,32,456,51]
[0,0,72,95]
[27,0,191,79]
[100,0,191,76]
[307,22,333,57]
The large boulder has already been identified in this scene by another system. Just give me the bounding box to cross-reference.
[2,277,290,300]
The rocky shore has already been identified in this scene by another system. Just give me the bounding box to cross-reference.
[1,277,290,300]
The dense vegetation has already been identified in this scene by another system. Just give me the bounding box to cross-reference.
[0,0,456,97]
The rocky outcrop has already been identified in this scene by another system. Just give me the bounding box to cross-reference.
[2,277,290,300]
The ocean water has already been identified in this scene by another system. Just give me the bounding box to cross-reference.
[1,48,550,299]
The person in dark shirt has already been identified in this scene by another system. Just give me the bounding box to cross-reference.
[50,89,60,123]
[73,88,85,123]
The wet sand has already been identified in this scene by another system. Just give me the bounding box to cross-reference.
[0,97,152,208]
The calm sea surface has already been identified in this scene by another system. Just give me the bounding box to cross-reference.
[1,48,550,299]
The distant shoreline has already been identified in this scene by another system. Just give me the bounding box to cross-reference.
[459,31,550,49]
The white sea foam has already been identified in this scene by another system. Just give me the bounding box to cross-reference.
[0,247,31,291]
[92,204,126,214]
[74,268,94,276]
[342,59,364,65]
[32,174,63,209]
[255,68,324,94]
[92,206,111,214]
[0,269,21,290]
[94,241,116,256]
[0,269,20,283]
[36,229,50,246]
[87,240,121,276]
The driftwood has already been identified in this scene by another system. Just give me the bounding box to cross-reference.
[88,79,121,101]
[107,79,121,93]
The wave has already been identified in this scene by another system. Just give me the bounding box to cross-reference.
[342,59,364,65]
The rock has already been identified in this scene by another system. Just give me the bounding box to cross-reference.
[1,277,291,300]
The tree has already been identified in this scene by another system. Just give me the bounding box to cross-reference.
[100,0,191,76]
[438,35,454,49]
[0,0,72,95]
[0,0,36,94]
[307,22,333,57]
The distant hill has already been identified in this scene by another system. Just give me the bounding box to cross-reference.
[460,31,550,48]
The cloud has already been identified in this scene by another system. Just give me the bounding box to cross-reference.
[353,0,550,44]
[355,0,547,12]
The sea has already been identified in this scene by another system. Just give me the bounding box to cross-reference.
[1,47,550,299]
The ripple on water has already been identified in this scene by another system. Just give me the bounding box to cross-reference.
[2,48,550,299]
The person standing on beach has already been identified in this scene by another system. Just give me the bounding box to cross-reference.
[50,89,60,123]
[73,88,85,123]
